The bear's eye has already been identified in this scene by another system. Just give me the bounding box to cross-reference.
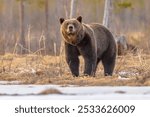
[72,23,76,27]
[66,22,69,25]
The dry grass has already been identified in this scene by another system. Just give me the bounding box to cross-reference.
[0,52,150,86]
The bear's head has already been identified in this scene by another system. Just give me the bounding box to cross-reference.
[59,16,84,45]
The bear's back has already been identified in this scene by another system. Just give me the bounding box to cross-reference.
[89,23,114,42]
[84,23,115,56]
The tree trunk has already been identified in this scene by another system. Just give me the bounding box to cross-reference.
[102,0,113,28]
[70,0,77,18]
[19,0,26,54]
[0,34,5,55]
[44,0,53,55]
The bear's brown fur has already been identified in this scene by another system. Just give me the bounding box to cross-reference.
[60,16,117,77]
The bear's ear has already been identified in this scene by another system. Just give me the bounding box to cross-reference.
[60,18,65,24]
[77,16,82,23]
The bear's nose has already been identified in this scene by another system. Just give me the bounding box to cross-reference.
[69,26,73,31]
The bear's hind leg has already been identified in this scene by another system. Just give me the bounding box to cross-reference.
[102,54,116,76]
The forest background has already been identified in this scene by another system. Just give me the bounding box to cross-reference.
[0,0,149,55]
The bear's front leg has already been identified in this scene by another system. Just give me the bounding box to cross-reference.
[65,43,80,77]
[84,57,97,76]
[66,56,79,77]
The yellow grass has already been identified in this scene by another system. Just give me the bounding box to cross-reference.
[0,52,150,86]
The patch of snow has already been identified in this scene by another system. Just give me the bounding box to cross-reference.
[118,70,139,79]
[118,76,130,80]
[0,85,150,100]
[0,81,21,85]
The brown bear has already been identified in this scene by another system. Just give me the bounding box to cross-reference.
[59,16,116,77]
